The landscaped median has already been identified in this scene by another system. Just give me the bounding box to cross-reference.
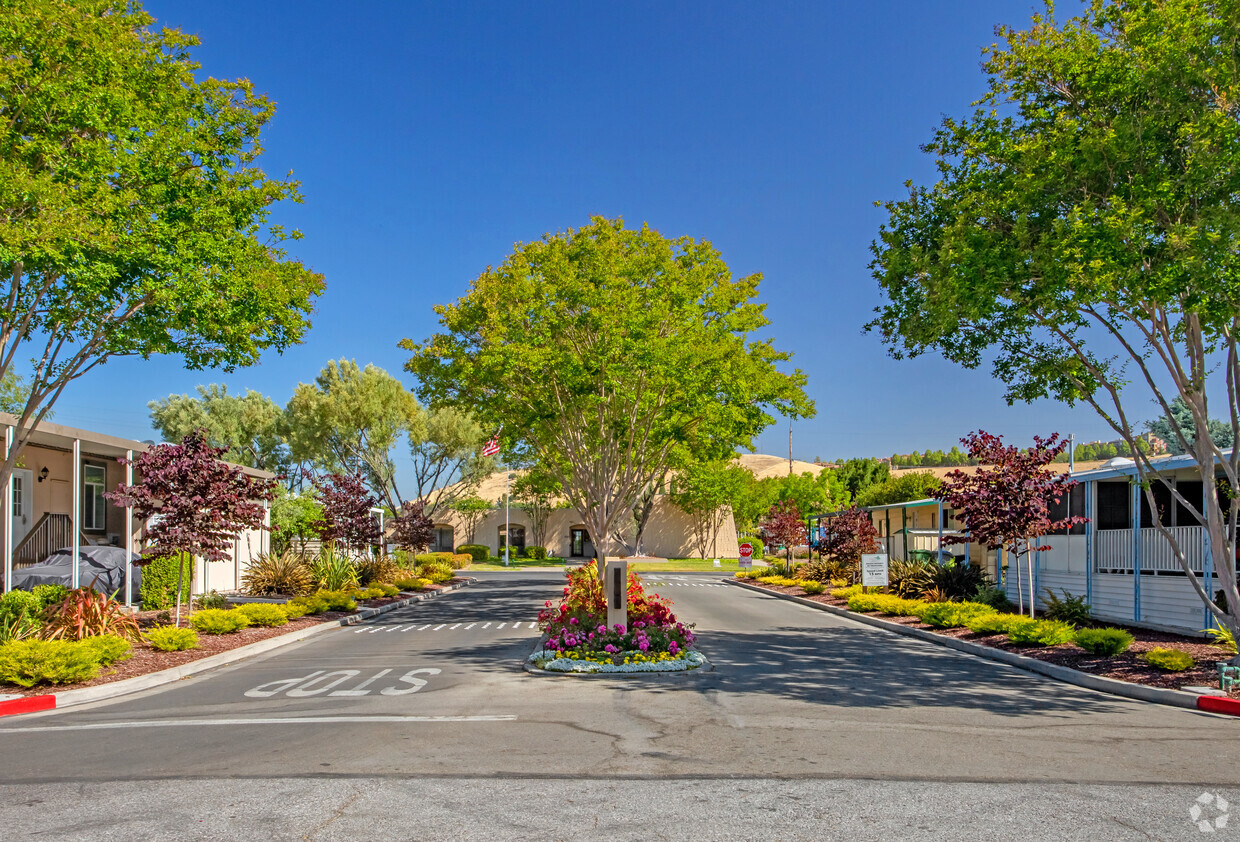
[729,573,1240,716]
[523,562,707,675]
[0,577,476,717]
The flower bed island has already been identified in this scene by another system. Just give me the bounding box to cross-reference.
[528,562,703,674]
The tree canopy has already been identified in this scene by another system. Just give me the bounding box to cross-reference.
[670,459,750,559]
[0,0,323,490]
[149,384,287,476]
[867,0,1240,640]
[403,217,811,572]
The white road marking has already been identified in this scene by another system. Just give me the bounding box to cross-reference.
[450,623,462,630]
[497,622,506,630]
[419,624,431,631]
[0,715,519,734]
[433,624,446,631]
[482,622,491,629]
[465,623,477,630]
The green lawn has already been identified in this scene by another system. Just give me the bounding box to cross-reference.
[471,557,769,573]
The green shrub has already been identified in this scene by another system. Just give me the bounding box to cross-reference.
[972,584,1016,612]
[918,601,997,629]
[887,559,934,599]
[1141,647,1195,671]
[454,544,489,563]
[189,608,251,635]
[1003,618,1076,646]
[0,590,40,620]
[747,538,765,560]
[965,612,1026,636]
[927,560,995,603]
[146,625,199,652]
[1074,627,1134,656]
[0,639,103,687]
[289,595,329,615]
[801,580,826,595]
[1204,626,1237,655]
[31,584,69,610]
[847,593,924,616]
[450,553,473,568]
[355,587,386,600]
[78,634,132,665]
[356,556,400,587]
[416,561,454,584]
[831,584,862,600]
[524,545,548,560]
[394,578,424,591]
[233,603,288,628]
[315,590,358,612]
[376,584,400,597]
[310,549,358,591]
[1042,589,1091,625]
[139,552,193,610]
[242,550,315,596]
[194,591,228,611]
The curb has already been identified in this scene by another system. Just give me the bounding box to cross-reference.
[2,578,477,718]
[725,578,1240,717]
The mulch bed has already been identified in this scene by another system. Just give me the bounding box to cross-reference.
[746,580,1239,698]
[0,580,461,698]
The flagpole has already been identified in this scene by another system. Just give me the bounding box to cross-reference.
[504,461,510,567]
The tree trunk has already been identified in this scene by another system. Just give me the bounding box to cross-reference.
[1013,546,1024,617]
[1026,536,1035,619]
[174,553,186,627]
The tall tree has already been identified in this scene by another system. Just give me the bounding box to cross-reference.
[833,458,891,501]
[149,384,288,476]
[105,431,277,625]
[269,488,323,555]
[0,1,322,497]
[449,495,492,545]
[868,0,1240,646]
[670,459,749,559]
[409,406,495,516]
[404,217,812,581]
[759,500,808,570]
[933,432,1085,618]
[810,506,880,581]
[1148,397,1236,457]
[285,360,420,513]
[511,468,563,549]
[390,500,435,553]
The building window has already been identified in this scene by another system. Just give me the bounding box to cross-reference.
[12,474,22,518]
[83,463,107,531]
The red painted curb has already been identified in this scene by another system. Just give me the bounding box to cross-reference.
[0,694,56,717]
[1197,695,1240,716]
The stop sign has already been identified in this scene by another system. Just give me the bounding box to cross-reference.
[739,543,753,559]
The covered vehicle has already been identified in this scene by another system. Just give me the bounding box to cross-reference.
[10,546,141,602]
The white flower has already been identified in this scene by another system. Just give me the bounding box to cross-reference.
[528,649,705,673]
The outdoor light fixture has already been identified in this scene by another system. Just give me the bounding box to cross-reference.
[38,467,48,482]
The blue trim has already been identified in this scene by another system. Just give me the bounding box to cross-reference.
[964,532,971,568]
[1204,529,1215,630]
[936,500,944,561]
[1132,481,1142,622]
[1084,479,1094,608]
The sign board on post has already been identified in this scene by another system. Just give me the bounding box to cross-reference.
[605,560,628,631]
[738,543,753,568]
[861,553,889,588]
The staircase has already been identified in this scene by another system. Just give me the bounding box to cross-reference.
[12,513,94,569]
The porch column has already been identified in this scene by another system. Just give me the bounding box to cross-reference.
[1131,481,1141,622]
[936,500,944,561]
[3,425,11,593]
[71,438,81,589]
[1203,528,1214,630]
[124,449,133,607]
[1084,480,1094,609]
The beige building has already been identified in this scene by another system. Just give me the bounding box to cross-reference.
[1,414,272,601]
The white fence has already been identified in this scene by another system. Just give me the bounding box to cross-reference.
[1095,526,1205,573]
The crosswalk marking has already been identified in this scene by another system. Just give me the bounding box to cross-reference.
[433,624,446,631]
[465,623,477,630]
[497,622,506,630]
[450,623,462,629]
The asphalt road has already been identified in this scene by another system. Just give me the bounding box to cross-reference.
[1,570,1238,840]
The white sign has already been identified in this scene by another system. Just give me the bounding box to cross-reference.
[861,553,889,587]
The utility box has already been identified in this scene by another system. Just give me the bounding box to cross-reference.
[605,559,628,631]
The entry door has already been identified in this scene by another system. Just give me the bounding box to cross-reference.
[570,528,593,559]
[10,468,33,549]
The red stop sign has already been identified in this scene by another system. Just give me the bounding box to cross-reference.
[739,543,753,559]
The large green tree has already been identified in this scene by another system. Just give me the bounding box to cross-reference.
[409,406,495,516]
[0,1,323,492]
[403,217,812,578]
[670,459,750,559]
[149,384,288,476]
[284,360,420,514]
[868,0,1240,645]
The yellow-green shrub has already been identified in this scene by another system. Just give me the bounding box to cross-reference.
[917,601,996,629]
[848,593,923,616]
[289,595,329,615]
[190,609,250,635]
[801,581,826,595]
[831,584,863,600]
[1074,627,1133,656]
[78,634,132,665]
[0,639,102,687]
[315,590,357,612]
[1141,647,1195,671]
[233,603,288,628]
[146,625,199,652]
[1007,618,1076,646]
[965,612,1026,635]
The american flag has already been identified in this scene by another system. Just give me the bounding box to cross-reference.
[481,429,501,457]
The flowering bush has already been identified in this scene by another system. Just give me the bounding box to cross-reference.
[536,562,695,663]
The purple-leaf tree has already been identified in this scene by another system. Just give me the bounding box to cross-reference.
[390,499,435,553]
[818,506,880,568]
[313,473,380,554]
[105,430,278,625]
[933,431,1087,617]
[759,500,808,571]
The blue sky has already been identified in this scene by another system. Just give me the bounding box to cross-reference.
[55,0,1121,470]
